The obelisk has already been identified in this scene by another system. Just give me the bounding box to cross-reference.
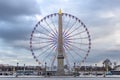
[57,9,65,76]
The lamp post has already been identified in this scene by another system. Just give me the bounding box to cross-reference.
[74,63,76,72]
[103,63,106,77]
[95,64,97,77]
[84,65,86,75]
[24,64,25,75]
[17,62,19,71]
[45,62,47,77]
[74,62,76,77]
[90,65,92,75]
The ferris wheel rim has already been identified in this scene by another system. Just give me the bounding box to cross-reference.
[30,12,91,66]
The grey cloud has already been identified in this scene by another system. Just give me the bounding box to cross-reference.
[0,51,18,59]
[69,0,120,26]
[72,0,120,43]
[0,21,34,42]
[0,27,29,41]
[0,0,40,40]
[0,21,34,50]
[73,0,120,13]
[0,0,41,50]
[0,0,40,21]
[89,0,120,10]
[87,49,120,63]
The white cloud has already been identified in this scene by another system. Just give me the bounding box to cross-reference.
[98,9,120,19]
[114,28,120,45]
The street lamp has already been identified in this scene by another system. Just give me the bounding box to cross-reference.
[95,64,97,76]
[90,65,92,75]
[103,63,106,77]
[24,64,25,75]
[74,62,76,72]
[17,62,19,71]
[73,62,76,77]
[45,62,47,77]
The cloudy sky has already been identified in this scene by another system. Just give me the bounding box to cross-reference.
[0,0,120,66]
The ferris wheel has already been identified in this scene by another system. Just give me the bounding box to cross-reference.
[30,11,91,67]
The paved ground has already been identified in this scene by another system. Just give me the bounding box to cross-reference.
[0,77,120,80]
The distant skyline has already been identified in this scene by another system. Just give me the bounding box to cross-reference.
[0,0,120,66]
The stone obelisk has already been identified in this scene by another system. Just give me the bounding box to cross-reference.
[57,9,65,76]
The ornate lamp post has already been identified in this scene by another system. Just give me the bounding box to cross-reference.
[45,62,47,77]
[74,62,76,77]
[17,62,19,71]
[24,64,25,75]
[95,64,97,76]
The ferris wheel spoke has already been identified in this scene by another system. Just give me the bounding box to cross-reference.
[63,17,71,36]
[33,36,55,41]
[38,24,55,37]
[32,40,55,44]
[51,49,57,67]
[37,42,57,58]
[42,48,57,64]
[63,45,76,62]
[35,29,56,39]
[63,20,77,38]
[65,41,88,52]
[50,17,58,37]
[72,44,87,52]
[42,43,57,63]
[67,41,89,45]
[71,49,83,59]
[33,36,51,40]
[65,17,71,29]
[65,45,83,58]
[44,20,58,37]
[63,45,75,62]
[65,30,86,39]
[64,42,83,58]
[63,50,70,69]
[65,37,89,40]
[55,28,58,36]
[38,24,51,34]
[33,42,54,51]
[64,24,82,38]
